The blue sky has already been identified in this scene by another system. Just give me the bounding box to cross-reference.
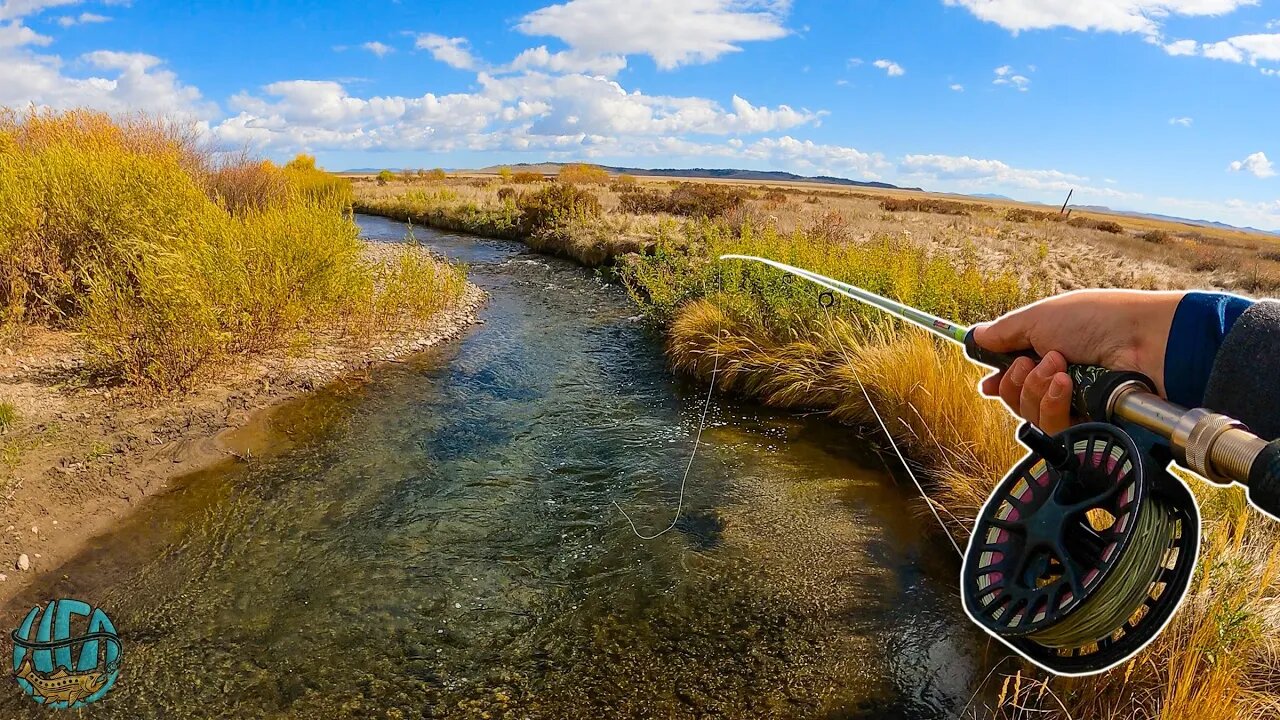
[2,1,1279,229]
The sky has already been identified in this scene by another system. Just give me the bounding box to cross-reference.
[2,1,1280,230]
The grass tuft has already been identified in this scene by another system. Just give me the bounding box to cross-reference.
[0,401,17,433]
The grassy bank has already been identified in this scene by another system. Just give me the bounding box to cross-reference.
[358,172,1280,719]
[0,109,466,391]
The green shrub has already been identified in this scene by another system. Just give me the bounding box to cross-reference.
[516,183,603,235]
[617,183,747,219]
[558,163,610,185]
[1005,207,1057,223]
[0,401,17,433]
[1068,216,1124,234]
[881,197,975,216]
[376,169,395,186]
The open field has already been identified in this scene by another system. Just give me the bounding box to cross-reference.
[355,168,1280,720]
[352,169,1280,296]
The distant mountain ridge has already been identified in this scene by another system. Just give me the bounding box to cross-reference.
[341,162,921,191]
[476,162,923,191]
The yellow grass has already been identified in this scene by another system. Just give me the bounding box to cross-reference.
[0,108,466,390]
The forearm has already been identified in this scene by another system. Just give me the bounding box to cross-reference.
[1202,300,1280,440]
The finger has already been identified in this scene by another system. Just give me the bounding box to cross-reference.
[999,356,1035,415]
[981,373,1003,397]
[1039,373,1073,435]
[972,306,1039,354]
[1020,353,1067,426]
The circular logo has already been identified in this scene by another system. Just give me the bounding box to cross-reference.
[10,599,122,709]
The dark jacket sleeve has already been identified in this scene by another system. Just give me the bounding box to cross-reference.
[1204,300,1280,440]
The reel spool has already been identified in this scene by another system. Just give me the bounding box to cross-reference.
[961,422,1199,675]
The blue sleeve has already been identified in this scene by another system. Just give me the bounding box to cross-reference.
[1163,292,1255,407]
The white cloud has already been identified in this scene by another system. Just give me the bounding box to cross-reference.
[1163,39,1199,55]
[899,153,1135,199]
[361,41,394,58]
[1202,39,1246,61]
[55,11,108,27]
[515,0,791,69]
[943,0,1258,36]
[415,34,477,69]
[507,46,627,77]
[0,0,82,21]
[1228,151,1275,178]
[1219,33,1280,63]
[993,65,1031,90]
[873,58,905,76]
[950,83,965,91]
[0,19,48,46]
[1169,116,1193,126]
[0,48,213,119]
[1159,33,1280,72]
[481,71,821,137]
[213,71,823,154]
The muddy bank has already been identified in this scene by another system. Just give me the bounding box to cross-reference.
[0,242,485,606]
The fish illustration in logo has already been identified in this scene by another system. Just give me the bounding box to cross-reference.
[10,598,122,709]
[13,657,110,706]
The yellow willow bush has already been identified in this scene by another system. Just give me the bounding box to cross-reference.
[0,108,463,390]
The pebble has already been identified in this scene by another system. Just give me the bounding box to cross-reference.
[31,526,38,535]
[16,554,29,571]
[0,573,5,582]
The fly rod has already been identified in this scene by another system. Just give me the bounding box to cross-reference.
[721,253,1280,675]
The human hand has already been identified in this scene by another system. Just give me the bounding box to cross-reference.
[972,290,1184,435]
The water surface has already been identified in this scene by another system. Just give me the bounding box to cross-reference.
[1,215,988,718]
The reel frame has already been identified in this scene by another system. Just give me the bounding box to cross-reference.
[961,422,1201,676]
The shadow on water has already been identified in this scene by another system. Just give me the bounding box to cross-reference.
[0,215,993,718]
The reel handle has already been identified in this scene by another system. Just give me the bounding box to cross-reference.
[963,329,1117,420]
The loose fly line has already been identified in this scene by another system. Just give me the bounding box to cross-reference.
[614,264,723,540]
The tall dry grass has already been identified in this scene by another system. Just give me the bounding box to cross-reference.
[0,108,465,390]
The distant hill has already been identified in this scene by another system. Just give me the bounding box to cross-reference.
[472,162,924,191]
[1072,205,1279,236]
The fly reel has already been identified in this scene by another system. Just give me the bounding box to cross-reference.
[961,422,1199,675]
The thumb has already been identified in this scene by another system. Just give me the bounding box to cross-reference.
[972,308,1036,354]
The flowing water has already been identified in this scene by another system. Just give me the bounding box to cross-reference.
[1,216,990,718]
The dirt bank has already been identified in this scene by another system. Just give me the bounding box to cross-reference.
[0,242,485,607]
